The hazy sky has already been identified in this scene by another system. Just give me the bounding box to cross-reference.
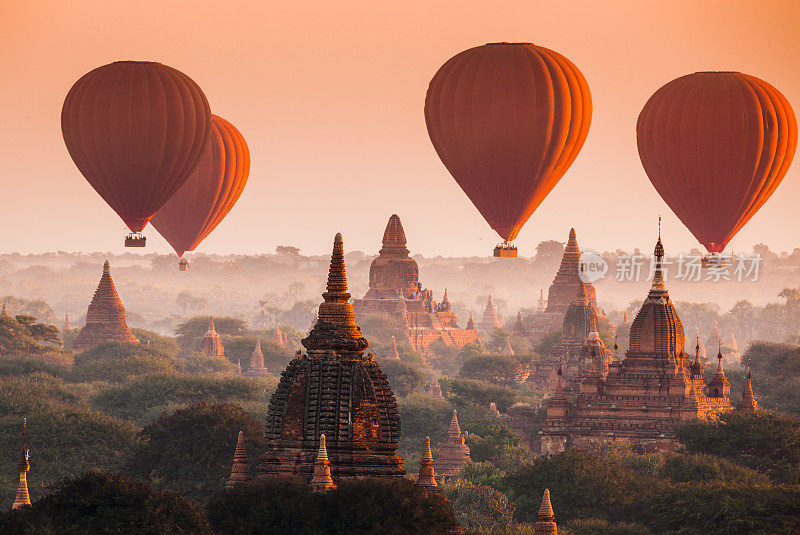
[1,1,799,257]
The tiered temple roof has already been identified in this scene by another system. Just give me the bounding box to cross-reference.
[200,317,225,358]
[354,215,479,354]
[226,431,251,488]
[540,231,733,453]
[310,434,336,492]
[260,234,404,480]
[73,261,138,352]
[433,410,471,476]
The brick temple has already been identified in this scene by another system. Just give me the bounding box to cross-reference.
[353,215,479,354]
[539,233,734,453]
[522,229,603,343]
[200,316,225,358]
[260,233,405,480]
[73,261,138,352]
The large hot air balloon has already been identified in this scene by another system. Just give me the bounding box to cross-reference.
[637,72,797,255]
[150,115,250,270]
[424,42,592,257]
[61,61,212,247]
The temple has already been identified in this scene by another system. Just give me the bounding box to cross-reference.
[260,233,405,480]
[226,431,251,488]
[415,436,439,491]
[245,338,270,377]
[433,410,471,477]
[73,261,138,352]
[478,295,502,334]
[353,215,480,354]
[63,314,72,331]
[427,377,444,400]
[522,229,603,343]
[738,368,760,413]
[271,322,284,348]
[533,489,558,535]
[200,317,225,358]
[539,231,733,453]
[12,419,31,509]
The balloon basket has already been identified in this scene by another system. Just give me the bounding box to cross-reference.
[124,233,146,247]
[494,243,518,258]
[178,258,189,271]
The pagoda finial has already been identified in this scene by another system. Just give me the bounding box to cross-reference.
[0,303,7,317]
[416,436,438,489]
[12,418,31,509]
[302,234,369,357]
[567,228,577,246]
[650,221,667,294]
[442,288,450,307]
[209,316,216,333]
[225,430,251,488]
[466,311,476,330]
[310,434,336,492]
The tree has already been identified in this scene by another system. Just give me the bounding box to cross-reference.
[459,355,530,387]
[124,402,266,501]
[0,471,212,534]
[71,342,177,383]
[0,315,62,356]
[441,378,519,412]
[462,420,522,463]
[378,359,426,397]
[442,479,518,534]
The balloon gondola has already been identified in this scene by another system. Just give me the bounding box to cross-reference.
[151,115,251,270]
[493,242,518,258]
[637,72,797,258]
[425,42,592,256]
[61,61,213,247]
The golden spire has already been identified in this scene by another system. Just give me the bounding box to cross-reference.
[225,430,251,488]
[533,488,558,534]
[415,436,438,489]
[310,434,336,492]
[12,418,31,509]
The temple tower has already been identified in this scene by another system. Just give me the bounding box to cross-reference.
[433,410,471,477]
[245,338,270,377]
[310,434,336,492]
[226,431,251,488]
[479,295,502,333]
[545,229,598,315]
[271,322,284,347]
[364,215,419,299]
[73,261,138,352]
[738,368,759,413]
[427,377,444,400]
[415,436,439,491]
[200,317,225,358]
[63,314,72,331]
[533,489,558,534]
[260,234,404,480]
[12,419,30,509]
[512,311,526,337]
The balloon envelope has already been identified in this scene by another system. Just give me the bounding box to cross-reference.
[637,72,797,253]
[151,115,250,257]
[425,42,592,241]
[61,61,212,233]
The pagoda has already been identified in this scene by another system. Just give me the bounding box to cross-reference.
[415,436,439,492]
[478,295,502,334]
[353,215,479,354]
[433,410,471,477]
[73,261,138,352]
[309,434,336,492]
[0,304,8,317]
[260,233,405,480]
[533,489,558,534]
[427,377,444,400]
[738,368,760,413]
[245,338,270,377]
[512,311,526,337]
[540,230,733,453]
[523,229,602,343]
[271,322,284,347]
[200,317,225,358]
[63,314,72,331]
[12,419,31,509]
[226,431,251,488]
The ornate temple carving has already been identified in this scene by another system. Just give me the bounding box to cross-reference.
[353,215,480,354]
[73,261,138,352]
[539,232,733,453]
[260,234,405,481]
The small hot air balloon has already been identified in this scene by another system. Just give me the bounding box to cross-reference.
[425,42,592,257]
[151,115,250,271]
[637,72,797,257]
[61,61,212,247]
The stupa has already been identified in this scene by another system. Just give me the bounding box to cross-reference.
[0,304,8,317]
[540,229,733,453]
[271,322,284,347]
[12,419,31,509]
[309,434,336,492]
[353,215,479,354]
[533,489,558,534]
[512,311,527,337]
[73,261,138,352]
[200,316,225,358]
[427,377,444,400]
[478,295,502,334]
[433,410,471,477]
[226,431,250,488]
[415,436,439,491]
[245,338,270,377]
[738,368,759,413]
[523,229,602,343]
[63,314,72,331]
[260,233,405,480]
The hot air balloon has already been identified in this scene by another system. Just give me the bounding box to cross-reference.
[151,115,250,271]
[61,61,212,247]
[637,72,797,258]
[424,42,592,257]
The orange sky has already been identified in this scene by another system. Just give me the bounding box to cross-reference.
[1,1,799,257]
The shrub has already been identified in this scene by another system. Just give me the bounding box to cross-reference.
[71,342,177,383]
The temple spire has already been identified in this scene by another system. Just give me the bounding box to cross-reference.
[650,217,667,295]
[12,418,30,509]
[225,431,251,488]
[433,410,471,476]
[738,368,759,412]
[0,303,8,317]
[466,311,476,330]
[415,436,438,490]
[310,434,336,492]
[513,311,526,336]
[271,321,284,347]
[380,214,409,255]
[533,488,558,534]
[441,288,450,308]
